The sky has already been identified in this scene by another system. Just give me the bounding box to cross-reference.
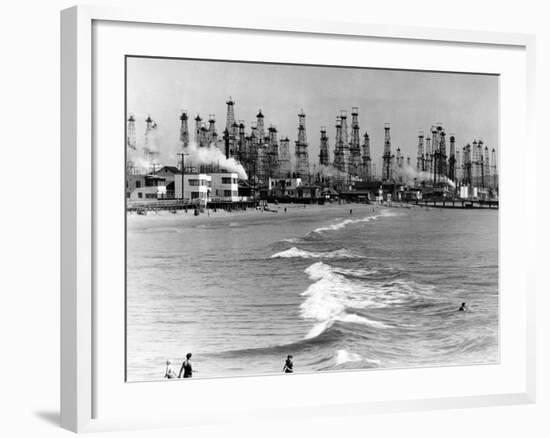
[126,56,498,168]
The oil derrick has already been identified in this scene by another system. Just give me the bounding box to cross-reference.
[361,131,372,181]
[294,109,310,178]
[279,137,292,178]
[437,126,447,181]
[179,111,189,147]
[225,97,236,135]
[491,148,497,187]
[267,124,279,177]
[256,144,268,186]
[454,146,461,182]
[463,144,472,186]
[429,125,438,183]
[144,115,154,151]
[349,107,362,176]
[471,140,478,182]
[382,123,394,181]
[333,116,348,174]
[416,131,424,173]
[256,109,265,142]
[237,120,246,162]
[395,147,403,183]
[194,114,202,144]
[431,125,445,184]
[207,114,217,146]
[478,140,486,187]
[224,97,237,157]
[127,114,136,150]
[144,116,159,165]
[425,137,432,175]
[199,122,209,148]
[448,134,456,182]
[319,126,329,167]
[473,140,483,185]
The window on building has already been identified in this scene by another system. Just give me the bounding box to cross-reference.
[136,180,141,188]
[191,192,200,199]
[223,190,232,197]
[138,192,143,199]
[222,177,231,184]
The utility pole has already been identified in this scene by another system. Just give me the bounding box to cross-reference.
[177,152,189,204]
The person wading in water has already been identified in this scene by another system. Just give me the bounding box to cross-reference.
[164,360,177,379]
[282,355,294,373]
[178,353,195,378]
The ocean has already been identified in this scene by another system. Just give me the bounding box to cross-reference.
[126,204,498,382]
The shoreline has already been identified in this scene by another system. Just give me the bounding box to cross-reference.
[126,201,387,224]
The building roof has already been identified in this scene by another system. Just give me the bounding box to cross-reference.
[155,166,181,175]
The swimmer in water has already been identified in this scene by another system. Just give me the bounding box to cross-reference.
[458,302,467,312]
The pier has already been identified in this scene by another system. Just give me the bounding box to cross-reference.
[409,199,498,209]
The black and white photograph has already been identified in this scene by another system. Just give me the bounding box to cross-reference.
[125,56,499,382]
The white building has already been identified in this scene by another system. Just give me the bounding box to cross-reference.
[127,174,167,201]
[174,173,211,206]
[210,172,240,202]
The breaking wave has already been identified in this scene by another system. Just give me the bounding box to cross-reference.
[300,262,435,339]
[271,247,362,260]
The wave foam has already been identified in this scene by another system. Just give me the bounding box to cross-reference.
[271,247,361,260]
[311,210,395,234]
[335,349,363,365]
[300,262,433,338]
[334,350,381,367]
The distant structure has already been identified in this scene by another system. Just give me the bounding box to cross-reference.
[279,137,292,178]
[127,98,498,204]
[382,123,393,181]
[425,136,432,176]
[127,114,136,150]
[267,124,279,178]
[207,114,217,146]
[416,131,424,173]
[179,111,189,147]
[294,110,309,178]
[224,97,237,158]
[333,113,349,174]
[142,115,160,168]
[361,131,372,180]
[349,107,362,176]
[194,114,202,144]
[448,134,456,181]
[319,126,329,167]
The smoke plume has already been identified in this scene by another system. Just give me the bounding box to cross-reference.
[181,141,248,180]
[394,164,456,188]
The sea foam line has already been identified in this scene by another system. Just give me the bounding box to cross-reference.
[311,210,395,234]
[271,247,362,260]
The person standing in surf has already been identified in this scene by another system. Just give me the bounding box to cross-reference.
[283,355,294,373]
[178,353,194,378]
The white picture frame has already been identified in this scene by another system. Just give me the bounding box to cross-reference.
[60,5,536,433]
